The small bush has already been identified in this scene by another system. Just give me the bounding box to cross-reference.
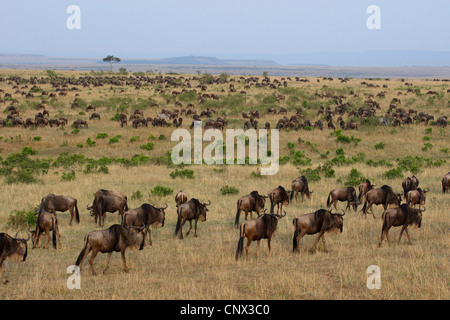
[170,169,194,179]
[131,190,143,200]
[344,168,366,186]
[220,185,239,195]
[140,142,154,151]
[32,136,42,141]
[96,133,109,139]
[374,142,385,150]
[6,208,38,230]
[383,168,403,179]
[151,185,174,197]
[61,170,76,181]
[86,138,96,147]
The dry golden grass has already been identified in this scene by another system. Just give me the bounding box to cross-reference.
[0,70,448,300]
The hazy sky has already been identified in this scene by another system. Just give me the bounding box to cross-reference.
[1,0,449,61]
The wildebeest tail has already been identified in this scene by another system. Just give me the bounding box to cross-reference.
[292,218,298,252]
[75,236,90,266]
[234,201,241,228]
[52,217,57,249]
[362,199,368,213]
[269,194,274,214]
[326,192,331,208]
[235,224,245,260]
[443,179,446,194]
[74,200,80,224]
[290,189,294,201]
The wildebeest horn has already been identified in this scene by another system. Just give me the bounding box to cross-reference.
[338,209,346,217]
[282,210,287,217]
[161,203,168,209]
[86,205,93,210]
[24,232,30,241]
[14,231,19,239]
[420,206,426,212]
[204,200,211,206]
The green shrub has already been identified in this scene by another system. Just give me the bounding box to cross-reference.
[374,142,385,150]
[131,190,143,200]
[61,170,76,181]
[140,142,154,151]
[151,185,174,197]
[301,167,321,182]
[383,168,403,179]
[32,136,42,141]
[6,208,38,230]
[86,138,96,147]
[170,169,194,179]
[96,133,109,139]
[220,185,239,195]
[344,168,366,186]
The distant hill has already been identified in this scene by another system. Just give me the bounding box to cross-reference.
[120,56,279,66]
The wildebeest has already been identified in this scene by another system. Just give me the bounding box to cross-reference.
[39,193,80,225]
[326,187,358,211]
[442,172,450,193]
[234,191,267,227]
[0,232,30,284]
[174,199,211,239]
[268,186,289,214]
[292,209,345,253]
[402,176,419,197]
[123,203,167,246]
[88,194,128,227]
[290,176,312,202]
[406,188,428,209]
[75,224,145,275]
[235,210,286,260]
[362,185,402,218]
[378,205,424,247]
[31,209,61,249]
[175,190,188,208]
[358,179,375,203]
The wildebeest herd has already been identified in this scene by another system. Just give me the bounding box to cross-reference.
[1,170,448,284]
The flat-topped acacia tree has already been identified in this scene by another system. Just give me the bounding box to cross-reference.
[103,55,121,73]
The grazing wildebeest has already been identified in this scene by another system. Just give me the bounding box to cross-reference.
[234,191,267,227]
[402,176,419,197]
[175,190,188,208]
[31,209,61,249]
[378,205,424,247]
[39,193,80,225]
[123,203,166,246]
[358,179,375,203]
[290,176,313,202]
[0,232,30,284]
[235,210,286,260]
[362,185,402,218]
[269,186,289,214]
[75,224,145,275]
[442,172,450,193]
[406,188,429,209]
[88,194,128,227]
[326,187,358,211]
[174,199,211,239]
[292,209,345,253]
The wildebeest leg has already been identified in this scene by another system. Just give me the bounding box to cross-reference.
[33,229,41,248]
[404,228,413,245]
[293,230,307,253]
[267,238,272,255]
[194,219,199,237]
[89,250,99,276]
[1,260,8,285]
[121,249,129,273]
[69,207,74,225]
[245,238,252,260]
[44,230,51,249]
[185,220,193,237]
[321,235,327,252]
[256,240,261,257]
[311,232,324,253]
[178,218,186,239]
[146,227,152,245]
[103,252,112,275]
[398,225,411,245]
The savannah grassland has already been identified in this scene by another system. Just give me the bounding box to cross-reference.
[0,69,448,300]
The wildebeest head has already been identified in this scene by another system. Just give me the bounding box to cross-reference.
[4,232,30,263]
[124,224,146,250]
[152,203,167,228]
[191,199,211,222]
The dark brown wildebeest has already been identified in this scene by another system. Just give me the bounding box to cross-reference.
[174,199,211,239]
[290,176,313,203]
[378,205,424,247]
[235,210,286,260]
[358,179,375,203]
[123,203,167,246]
[39,193,80,225]
[406,188,429,209]
[75,224,145,275]
[0,232,30,284]
[442,172,450,193]
[292,209,345,253]
[175,190,188,208]
[269,186,289,214]
[234,191,267,227]
[88,194,128,227]
[89,112,101,120]
[362,185,402,219]
[31,209,61,249]
[326,187,358,211]
[402,176,419,197]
